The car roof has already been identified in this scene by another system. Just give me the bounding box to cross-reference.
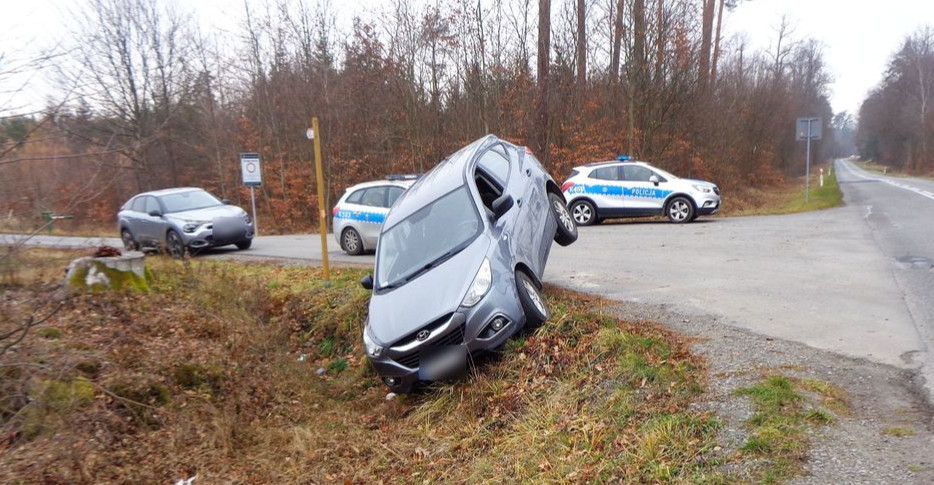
[342,179,415,193]
[382,135,498,229]
[133,187,204,198]
[574,160,654,171]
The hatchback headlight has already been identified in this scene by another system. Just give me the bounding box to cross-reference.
[462,258,492,307]
[363,326,383,358]
[182,220,209,233]
[692,184,712,193]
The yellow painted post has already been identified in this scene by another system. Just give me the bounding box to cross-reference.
[313,117,330,282]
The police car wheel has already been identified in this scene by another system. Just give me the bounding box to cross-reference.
[570,200,597,226]
[549,193,578,246]
[341,228,364,255]
[666,197,694,223]
[516,270,548,328]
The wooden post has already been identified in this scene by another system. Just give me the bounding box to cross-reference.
[312,117,330,282]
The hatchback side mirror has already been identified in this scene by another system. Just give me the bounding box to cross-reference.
[649,175,660,186]
[148,210,162,217]
[360,274,374,290]
[221,199,231,205]
[491,194,514,220]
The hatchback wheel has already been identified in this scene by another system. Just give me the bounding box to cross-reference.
[549,193,578,246]
[165,229,185,258]
[120,228,138,251]
[570,200,597,226]
[341,228,364,255]
[235,239,252,250]
[666,196,694,223]
[516,271,548,328]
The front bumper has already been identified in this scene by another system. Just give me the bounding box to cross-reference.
[180,222,255,249]
[694,194,721,216]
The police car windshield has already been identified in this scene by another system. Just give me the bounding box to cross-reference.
[376,186,481,289]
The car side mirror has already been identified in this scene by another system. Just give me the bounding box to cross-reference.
[491,194,514,220]
[360,274,374,290]
[148,210,162,217]
[649,175,660,186]
[221,199,231,205]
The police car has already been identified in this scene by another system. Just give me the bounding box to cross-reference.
[561,157,721,225]
[332,175,418,255]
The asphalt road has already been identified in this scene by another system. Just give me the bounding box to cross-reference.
[3,159,931,397]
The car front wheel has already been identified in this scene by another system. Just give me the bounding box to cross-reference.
[666,197,694,223]
[516,271,548,328]
[341,228,364,255]
[165,229,185,258]
[549,193,578,246]
[236,239,252,250]
[120,228,138,251]
[569,200,597,226]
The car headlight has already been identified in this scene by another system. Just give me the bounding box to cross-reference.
[462,258,492,307]
[692,184,712,193]
[363,326,383,358]
[182,220,210,233]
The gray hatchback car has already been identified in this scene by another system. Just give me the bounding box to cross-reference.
[360,135,578,393]
[117,187,254,257]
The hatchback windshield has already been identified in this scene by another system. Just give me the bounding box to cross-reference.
[376,186,481,289]
[160,190,222,213]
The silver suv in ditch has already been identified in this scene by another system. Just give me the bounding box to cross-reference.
[360,135,578,393]
[117,187,254,257]
[561,158,721,224]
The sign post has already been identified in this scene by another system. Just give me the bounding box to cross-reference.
[240,152,262,235]
[796,118,822,204]
[307,118,330,283]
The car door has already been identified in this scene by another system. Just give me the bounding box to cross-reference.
[588,165,626,216]
[139,196,167,246]
[356,186,392,247]
[620,165,671,214]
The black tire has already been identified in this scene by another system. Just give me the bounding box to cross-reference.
[516,270,548,328]
[548,192,578,246]
[569,199,597,226]
[340,227,364,255]
[666,196,694,223]
[236,239,252,250]
[120,228,138,251]
[165,229,185,259]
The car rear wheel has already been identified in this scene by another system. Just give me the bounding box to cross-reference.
[516,270,548,328]
[666,197,694,223]
[548,193,578,246]
[235,239,252,250]
[120,228,138,251]
[341,227,364,255]
[165,229,185,259]
[569,200,597,226]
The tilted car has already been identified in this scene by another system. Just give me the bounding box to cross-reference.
[117,187,254,257]
[360,135,578,393]
[332,176,417,255]
[561,158,721,225]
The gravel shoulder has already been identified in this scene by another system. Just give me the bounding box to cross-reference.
[607,299,934,484]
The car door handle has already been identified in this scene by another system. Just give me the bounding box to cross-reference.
[525,168,531,176]
[516,199,522,207]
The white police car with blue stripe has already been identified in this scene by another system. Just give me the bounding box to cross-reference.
[561,157,720,225]
[332,176,417,254]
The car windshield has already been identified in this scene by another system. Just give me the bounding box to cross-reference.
[376,186,481,289]
[159,190,222,213]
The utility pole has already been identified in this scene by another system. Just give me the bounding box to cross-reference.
[307,118,330,283]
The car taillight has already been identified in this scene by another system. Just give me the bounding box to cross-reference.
[561,181,575,192]
[332,206,339,217]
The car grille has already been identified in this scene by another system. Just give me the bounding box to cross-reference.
[394,322,465,369]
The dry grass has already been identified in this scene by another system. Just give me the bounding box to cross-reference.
[0,248,824,483]
[723,163,841,217]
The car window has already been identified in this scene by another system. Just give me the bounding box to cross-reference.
[591,166,620,180]
[361,187,388,207]
[622,165,655,182]
[144,196,161,214]
[159,190,222,213]
[387,186,405,207]
[376,186,481,289]
[476,147,510,187]
[130,197,146,212]
[346,189,365,204]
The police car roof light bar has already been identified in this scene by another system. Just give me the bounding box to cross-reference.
[616,155,631,161]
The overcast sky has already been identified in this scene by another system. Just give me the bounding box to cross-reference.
[2,0,933,117]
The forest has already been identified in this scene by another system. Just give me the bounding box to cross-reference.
[0,0,872,233]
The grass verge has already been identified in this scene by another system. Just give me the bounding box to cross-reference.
[1,248,831,483]
[726,163,842,217]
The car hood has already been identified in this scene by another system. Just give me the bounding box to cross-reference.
[681,178,717,188]
[367,234,491,345]
[165,205,246,221]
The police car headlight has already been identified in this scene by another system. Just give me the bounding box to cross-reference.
[692,184,712,193]
[462,258,492,307]
[363,326,383,358]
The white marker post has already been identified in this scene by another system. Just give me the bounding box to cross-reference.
[240,153,262,235]
[820,168,824,187]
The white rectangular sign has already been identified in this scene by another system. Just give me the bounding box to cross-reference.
[240,153,262,186]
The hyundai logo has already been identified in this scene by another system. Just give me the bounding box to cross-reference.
[416,330,431,341]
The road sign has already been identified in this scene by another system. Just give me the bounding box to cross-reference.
[796,118,822,140]
[240,153,262,187]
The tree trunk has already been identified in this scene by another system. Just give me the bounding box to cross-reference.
[610,0,624,84]
[711,0,726,85]
[576,0,586,87]
[699,0,715,86]
[536,0,551,158]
